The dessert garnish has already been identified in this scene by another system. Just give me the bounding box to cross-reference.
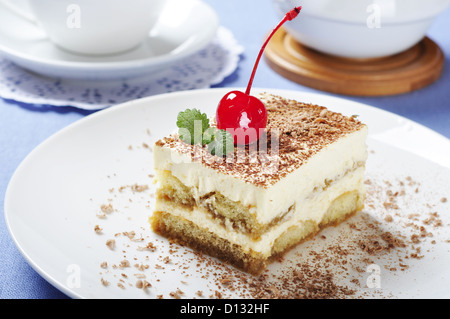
[216,6,302,145]
[176,108,234,156]
[175,6,302,155]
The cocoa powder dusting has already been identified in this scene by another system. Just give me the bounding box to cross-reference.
[94,169,448,299]
[154,93,365,187]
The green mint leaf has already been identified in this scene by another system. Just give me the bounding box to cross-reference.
[208,129,234,157]
[176,108,210,145]
[175,109,235,157]
[202,127,217,145]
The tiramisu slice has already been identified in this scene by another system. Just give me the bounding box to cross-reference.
[150,92,368,274]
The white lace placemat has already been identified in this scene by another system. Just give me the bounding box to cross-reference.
[0,27,243,110]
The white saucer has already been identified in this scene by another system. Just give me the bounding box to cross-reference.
[0,0,219,80]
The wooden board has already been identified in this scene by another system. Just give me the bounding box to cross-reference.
[264,28,445,96]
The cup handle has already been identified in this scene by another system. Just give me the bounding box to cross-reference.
[0,0,37,25]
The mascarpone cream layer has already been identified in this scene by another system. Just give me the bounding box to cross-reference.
[154,126,368,225]
[155,166,366,256]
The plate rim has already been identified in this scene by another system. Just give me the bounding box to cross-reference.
[4,87,450,299]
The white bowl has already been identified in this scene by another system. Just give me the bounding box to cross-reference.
[272,0,450,58]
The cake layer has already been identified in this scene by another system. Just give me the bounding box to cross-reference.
[151,188,363,275]
[156,170,264,237]
[154,124,367,226]
[151,211,267,275]
[155,162,365,239]
[154,166,365,256]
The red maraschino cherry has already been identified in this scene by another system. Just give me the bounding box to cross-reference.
[216,6,302,145]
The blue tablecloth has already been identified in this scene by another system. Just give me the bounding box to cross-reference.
[1,0,449,299]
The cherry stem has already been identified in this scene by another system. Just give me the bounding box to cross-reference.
[245,6,302,96]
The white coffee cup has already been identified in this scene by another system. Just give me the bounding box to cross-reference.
[0,0,167,56]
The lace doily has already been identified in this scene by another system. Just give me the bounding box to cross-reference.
[0,27,243,110]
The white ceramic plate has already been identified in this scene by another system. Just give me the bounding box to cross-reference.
[5,88,450,299]
[0,0,219,79]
